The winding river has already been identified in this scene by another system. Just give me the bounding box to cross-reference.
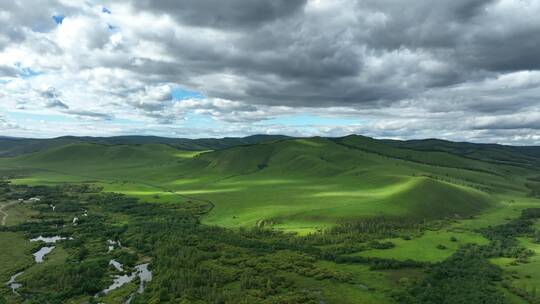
[6,272,23,295]
[33,246,55,263]
[99,261,153,301]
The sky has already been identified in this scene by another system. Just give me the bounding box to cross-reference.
[0,0,540,145]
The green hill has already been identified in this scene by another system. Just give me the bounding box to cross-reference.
[18,143,177,166]
[0,134,290,157]
[1,135,537,232]
[385,138,540,168]
[172,137,505,228]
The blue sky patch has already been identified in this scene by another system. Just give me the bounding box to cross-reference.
[15,63,42,79]
[172,88,205,100]
[52,15,65,25]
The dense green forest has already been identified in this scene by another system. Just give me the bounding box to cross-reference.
[2,181,539,303]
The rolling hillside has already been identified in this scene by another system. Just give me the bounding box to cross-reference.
[3,134,540,303]
[2,135,537,232]
[385,138,540,168]
[0,134,290,157]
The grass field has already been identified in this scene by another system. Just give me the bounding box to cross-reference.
[0,201,38,227]
[0,232,34,288]
[492,237,540,296]
[356,230,489,263]
[3,136,533,233]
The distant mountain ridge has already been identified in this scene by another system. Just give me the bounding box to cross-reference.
[382,137,540,168]
[0,134,291,157]
[1,134,539,169]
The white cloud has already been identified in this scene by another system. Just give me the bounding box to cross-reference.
[0,115,20,130]
[0,0,539,144]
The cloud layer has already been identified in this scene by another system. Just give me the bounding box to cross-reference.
[0,0,539,144]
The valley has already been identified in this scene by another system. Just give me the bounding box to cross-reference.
[0,135,539,303]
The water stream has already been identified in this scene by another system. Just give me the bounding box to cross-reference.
[125,264,153,304]
[109,259,124,272]
[5,236,68,296]
[30,235,68,243]
[98,261,153,301]
[107,239,121,252]
[6,272,23,295]
[33,246,55,263]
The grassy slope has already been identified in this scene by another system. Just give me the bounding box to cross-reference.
[357,230,489,263]
[0,134,291,157]
[1,136,533,232]
[171,137,515,229]
[0,232,34,287]
[492,237,540,296]
[386,138,540,168]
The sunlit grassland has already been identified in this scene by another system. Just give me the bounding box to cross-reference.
[355,230,489,263]
[162,164,500,231]
[1,137,534,233]
[453,195,540,230]
[492,237,540,296]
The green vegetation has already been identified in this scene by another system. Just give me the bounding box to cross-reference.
[0,134,290,157]
[0,134,539,303]
[357,230,489,263]
[0,232,34,283]
[1,136,519,232]
[0,182,401,303]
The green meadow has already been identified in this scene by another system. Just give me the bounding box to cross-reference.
[2,136,531,232]
[492,237,540,297]
[0,232,34,286]
[356,229,489,263]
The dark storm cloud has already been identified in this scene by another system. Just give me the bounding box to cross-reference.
[130,0,307,29]
[3,0,540,110]
[110,0,530,112]
[354,0,540,73]
[356,0,496,49]
[119,0,540,110]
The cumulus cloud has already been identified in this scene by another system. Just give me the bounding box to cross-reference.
[0,0,539,144]
[38,86,69,109]
[128,85,173,111]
